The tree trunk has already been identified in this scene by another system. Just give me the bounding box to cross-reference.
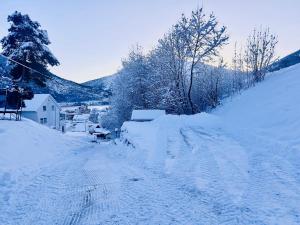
[187,64,195,114]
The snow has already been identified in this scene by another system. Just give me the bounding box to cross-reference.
[0,119,82,217]
[73,114,90,121]
[23,94,50,111]
[1,64,300,224]
[94,127,110,134]
[131,109,166,121]
[120,63,300,224]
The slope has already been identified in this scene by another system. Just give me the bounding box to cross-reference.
[0,55,106,103]
[270,49,300,72]
[29,72,106,102]
[81,73,115,98]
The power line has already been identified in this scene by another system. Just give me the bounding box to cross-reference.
[0,53,50,78]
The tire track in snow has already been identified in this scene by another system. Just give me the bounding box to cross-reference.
[235,134,300,224]
[180,127,261,224]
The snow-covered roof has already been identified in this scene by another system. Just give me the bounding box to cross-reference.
[94,128,111,135]
[131,110,166,121]
[23,94,53,111]
[73,114,90,121]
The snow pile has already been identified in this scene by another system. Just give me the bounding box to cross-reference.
[121,63,300,224]
[0,119,77,206]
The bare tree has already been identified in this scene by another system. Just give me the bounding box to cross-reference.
[232,42,245,92]
[244,28,278,82]
[178,8,229,113]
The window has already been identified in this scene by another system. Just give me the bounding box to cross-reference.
[52,105,55,111]
[43,106,47,111]
[40,118,47,124]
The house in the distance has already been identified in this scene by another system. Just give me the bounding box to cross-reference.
[23,94,60,129]
[131,109,166,122]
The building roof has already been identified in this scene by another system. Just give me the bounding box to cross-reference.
[131,110,166,121]
[94,128,111,135]
[73,114,90,121]
[23,94,52,111]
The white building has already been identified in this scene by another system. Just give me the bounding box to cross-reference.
[22,94,60,129]
[131,109,166,122]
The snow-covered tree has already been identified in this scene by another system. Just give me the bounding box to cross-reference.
[103,8,233,128]
[177,8,229,113]
[148,30,189,114]
[0,57,9,77]
[1,11,59,86]
[89,108,99,123]
[102,46,152,129]
[231,42,245,92]
[244,28,278,82]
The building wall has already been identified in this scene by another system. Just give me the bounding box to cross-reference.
[23,95,61,130]
[22,111,38,122]
[37,96,60,129]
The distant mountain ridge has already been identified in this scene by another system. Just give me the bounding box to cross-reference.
[0,71,107,103]
[1,55,111,102]
[27,72,107,102]
[270,49,300,72]
[82,74,115,96]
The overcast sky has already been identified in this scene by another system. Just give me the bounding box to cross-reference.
[1,0,299,83]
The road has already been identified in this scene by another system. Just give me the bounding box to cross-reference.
[2,127,300,225]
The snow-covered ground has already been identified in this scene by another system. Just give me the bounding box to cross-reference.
[0,64,300,224]
[121,64,300,224]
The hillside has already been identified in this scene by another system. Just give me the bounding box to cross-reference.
[82,73,115,95]
[0,68,106,103]
[25,72,106,102]
[121,64,300,224]
[270,49,300,72]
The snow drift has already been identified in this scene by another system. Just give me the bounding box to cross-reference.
[0,119,78,209]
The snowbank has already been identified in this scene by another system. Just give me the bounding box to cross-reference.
[0,119,69,171]
[0,119,77,205]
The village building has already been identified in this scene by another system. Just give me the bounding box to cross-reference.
[22,94,60,129]
[130,109,166,122]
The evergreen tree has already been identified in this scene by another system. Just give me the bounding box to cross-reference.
[1,11,59,86]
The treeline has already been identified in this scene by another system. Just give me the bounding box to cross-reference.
[103,8,278,129]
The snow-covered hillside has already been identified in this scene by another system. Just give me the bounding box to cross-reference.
[0,56,106,103]
[82,73,115,97]
[270,49,300,72]
[121,63,300,224]
[20,72,106,103]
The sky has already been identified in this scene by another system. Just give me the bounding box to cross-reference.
[0,0,299,83]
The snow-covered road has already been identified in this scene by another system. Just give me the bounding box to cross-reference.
[1,125,300,225]
[3,129,300,225]
[2,141,223,225]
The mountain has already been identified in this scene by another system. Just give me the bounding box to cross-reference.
[1,55,111,102]
[82,74,115,100]
[26,72,106,103]
[270,49,300,72]
[0,70,107,103]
